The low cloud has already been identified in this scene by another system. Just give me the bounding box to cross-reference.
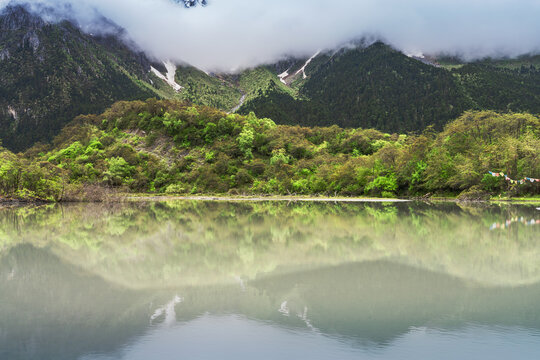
[2,0,540,71]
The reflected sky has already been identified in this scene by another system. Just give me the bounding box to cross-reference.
[0,201,539,359]
[82,316,540,360]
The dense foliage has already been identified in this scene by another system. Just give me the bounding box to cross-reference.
[0,5,160,151]
[2,201,538,288]
[0,100,538,201]
[174,65,242,111]
[239,43,540,133]
[454,63,540,113]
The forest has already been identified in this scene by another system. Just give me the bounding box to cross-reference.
[0,99,539,202]
[238,43,540,133]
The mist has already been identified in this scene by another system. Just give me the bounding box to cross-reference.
[2,0,540,72]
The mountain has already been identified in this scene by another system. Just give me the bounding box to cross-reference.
[1,5,539,151]
[176,0,208,7]
[0,4,249,151]
[181,0,207,8]
[0,4,163,151]
[236,43,540,133]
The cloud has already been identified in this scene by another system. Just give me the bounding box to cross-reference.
[3,0,540,71]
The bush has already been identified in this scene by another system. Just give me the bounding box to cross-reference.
[365,174,398,196]
[164,183,187,194]
[270,149,291,166]
[237,126,255,159]
[481,173,504,192]
[104,157,135,186]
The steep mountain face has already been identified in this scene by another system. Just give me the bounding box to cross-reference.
[237,43,470,132]
[237,43,540,133]
[301,43,471,131]
[178,0,207,7]
[1,4,538,151]
[0,5,158,151]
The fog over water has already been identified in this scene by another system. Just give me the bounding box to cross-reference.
[2,0,540,71]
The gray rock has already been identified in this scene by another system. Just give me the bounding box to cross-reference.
[0,48,9,61]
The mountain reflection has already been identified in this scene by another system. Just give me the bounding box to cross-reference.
[0,201,539,359]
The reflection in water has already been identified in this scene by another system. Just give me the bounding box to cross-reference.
[0,201,539,359]
[1,201,539,287]
[82,317,540,360]
[150,295,183,325]
[489,217,540,230]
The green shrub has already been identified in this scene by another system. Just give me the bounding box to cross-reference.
[365,174,398,196]
[165,183,187,194]
[270,149,291,166]
[104,157,135,185]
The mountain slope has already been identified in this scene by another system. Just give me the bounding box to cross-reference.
[1,5,538,151]
[238,43,540,133]
[0,5,159,151]
[301,43,471,131]
[174,65,242,111]
[454,63,540,113]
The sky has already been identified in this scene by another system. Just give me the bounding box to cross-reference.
[2,0,540,71]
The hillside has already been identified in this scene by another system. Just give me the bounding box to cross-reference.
[454,63,540,113]
[0,5,283,151]
[0,5,164,151]
[174,65,242,111]
[1,5,539,152]
[0,100,538,202]
[237,43,540,133]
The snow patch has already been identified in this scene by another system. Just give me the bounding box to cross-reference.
[295,50,320,79]
[150,61,183,92]
[164,60,182,91]
[230,92,246,114]
[150,295,183,326]
[405,51,425,58]
[7,106,17,120]
[278,68,290,84]
[279,300,290,316]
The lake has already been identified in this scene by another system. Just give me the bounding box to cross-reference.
[1,200,539,359]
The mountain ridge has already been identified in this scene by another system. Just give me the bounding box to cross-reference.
[237,43,540,132]
[1,4,539,151]
[0,4,162,150]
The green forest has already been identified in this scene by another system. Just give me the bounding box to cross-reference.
[1,99,538,202]
[2,5,539,156]
[238,43,540,133]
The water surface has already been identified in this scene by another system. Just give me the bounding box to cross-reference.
[0,201,539,359]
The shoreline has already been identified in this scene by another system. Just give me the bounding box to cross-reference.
[124,195,411,203]
[122,194,540,203]
[2,194,540,205]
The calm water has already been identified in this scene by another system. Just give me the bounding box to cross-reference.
[0,200,539,359]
